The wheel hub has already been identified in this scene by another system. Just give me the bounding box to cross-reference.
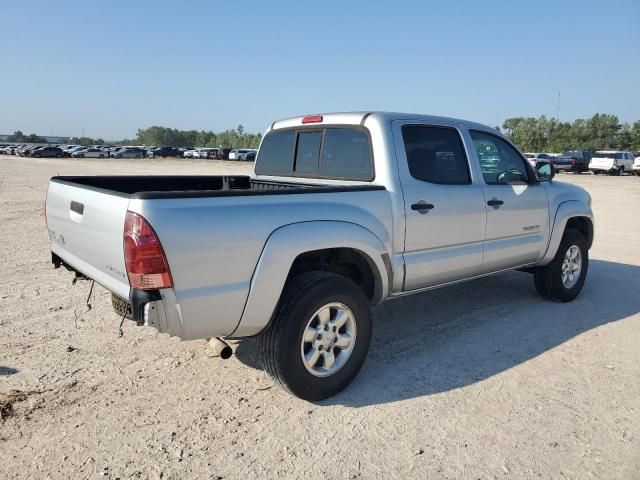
[321,332,335,348]
[300,302,357,378]
[561,245,582,289]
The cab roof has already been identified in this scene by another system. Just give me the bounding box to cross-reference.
[270,111,495,132]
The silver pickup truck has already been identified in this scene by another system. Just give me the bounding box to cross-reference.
[46,112,594,400]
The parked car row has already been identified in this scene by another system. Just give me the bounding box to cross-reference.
[524,150,640,176]
[0,143,259,161]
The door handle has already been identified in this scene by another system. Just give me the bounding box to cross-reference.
[411,201,435,212]
[487,198,504,207]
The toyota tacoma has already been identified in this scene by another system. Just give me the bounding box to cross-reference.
[46,112,594,400]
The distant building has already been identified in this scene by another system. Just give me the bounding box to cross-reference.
[42,136,71,143]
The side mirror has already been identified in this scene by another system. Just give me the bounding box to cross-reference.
[536,160,555,181]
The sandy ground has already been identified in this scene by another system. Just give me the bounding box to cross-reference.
[0,155,639,480]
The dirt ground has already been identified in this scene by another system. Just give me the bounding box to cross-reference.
[1,155,639,480]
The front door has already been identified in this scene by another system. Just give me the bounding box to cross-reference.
[468,130,549,272]
[393,121,487,291]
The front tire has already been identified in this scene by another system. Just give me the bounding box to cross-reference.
[259,271,372,401]
[534,228,588,302]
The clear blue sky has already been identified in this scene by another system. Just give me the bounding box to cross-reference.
[2,0,638,140]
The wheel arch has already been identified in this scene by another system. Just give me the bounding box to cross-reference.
[566,216,594,249]
[231,221,391,337]
[539,200,594,265]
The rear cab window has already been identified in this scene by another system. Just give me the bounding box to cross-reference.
[255,127,373,180]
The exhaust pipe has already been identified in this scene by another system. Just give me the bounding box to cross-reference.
[209,337,233,360]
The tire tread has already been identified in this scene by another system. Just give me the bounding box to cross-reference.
[534,228,588,302]
[259,271,339,395]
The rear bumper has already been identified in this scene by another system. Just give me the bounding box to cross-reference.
[52,249,245,340]
[553,163,573,171]
[52,251,175,333]
[589,163,615,172]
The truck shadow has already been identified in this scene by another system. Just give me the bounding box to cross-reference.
[234,259,639,407]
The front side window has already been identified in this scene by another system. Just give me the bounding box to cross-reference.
[470,130,529,185]
[401,125,470,184]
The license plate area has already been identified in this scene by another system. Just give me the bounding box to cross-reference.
[111,293,133,319]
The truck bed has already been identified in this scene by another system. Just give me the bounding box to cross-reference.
[50,175,384,199]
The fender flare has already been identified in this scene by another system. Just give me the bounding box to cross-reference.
[539,200,594,265]
[231,221,390,337]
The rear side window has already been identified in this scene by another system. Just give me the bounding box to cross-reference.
[401,125,470,184]
[255,127,373,180]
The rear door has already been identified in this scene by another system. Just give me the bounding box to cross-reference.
[468,130,549,272]
[392,121,487,290]
[46,180,131,298]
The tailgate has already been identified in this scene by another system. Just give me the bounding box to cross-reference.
[46,180,131,298]
[553,157,572,165]
[589,158,613,169]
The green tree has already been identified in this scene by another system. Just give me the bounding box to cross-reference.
[503,113,633,153]
[7,131,27,142]
[630,121,640,151]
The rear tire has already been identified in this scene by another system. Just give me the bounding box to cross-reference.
[99,154,105,159]
[534,228,588,302]
[259,271,372,401]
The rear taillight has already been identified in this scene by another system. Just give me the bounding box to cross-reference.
[124,211,173,290]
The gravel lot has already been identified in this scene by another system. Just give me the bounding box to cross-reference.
[1,155,639,479]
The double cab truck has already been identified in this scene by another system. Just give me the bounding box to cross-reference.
[46,112,594,400]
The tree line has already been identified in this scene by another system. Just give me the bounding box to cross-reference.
[119,125,262,149]
[501,114,640,153]
[6,125,261,149]
[6,131,48,143]
[7,115,640,153]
